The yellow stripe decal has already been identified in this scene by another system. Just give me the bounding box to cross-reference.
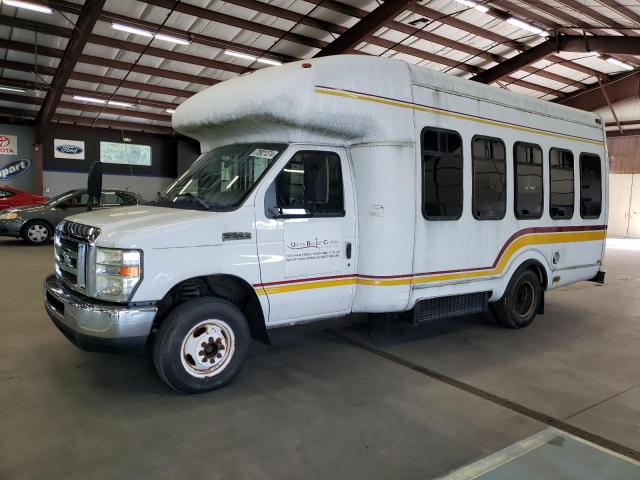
[314,87,604,146]
[256,230,606,295]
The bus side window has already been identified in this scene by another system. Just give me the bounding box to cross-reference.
[549,148,574,220]
[472,136,506,220]
[514,142,543,219]
[421,127,463,220]
[579,153,602,219]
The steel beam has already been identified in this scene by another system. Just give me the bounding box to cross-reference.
[558,72,640,110]
[52,114,173,135]
[34,0,106,143]
[473,36,640,85]
[314,0,411,57]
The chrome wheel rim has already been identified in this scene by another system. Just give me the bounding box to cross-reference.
[514,280,535,318]
[180,319,236,378]
[27,224,48,243]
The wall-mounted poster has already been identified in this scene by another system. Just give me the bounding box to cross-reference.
[54,139,85,159]
[0,134,18,155]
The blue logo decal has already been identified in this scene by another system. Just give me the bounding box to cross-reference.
[0,159,31,180]
[56,144,83,155]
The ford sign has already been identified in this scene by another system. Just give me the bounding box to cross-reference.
[56,144,83,155]
[0,158,31,180]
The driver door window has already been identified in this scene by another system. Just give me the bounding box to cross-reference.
[269,151,344,217]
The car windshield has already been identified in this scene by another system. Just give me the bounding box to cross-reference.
[153,143,287,211]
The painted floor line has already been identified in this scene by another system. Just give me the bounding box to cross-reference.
[328,330,640,461]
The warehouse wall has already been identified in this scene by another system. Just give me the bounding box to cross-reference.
[607,136,640,238]
[41,124,179,198]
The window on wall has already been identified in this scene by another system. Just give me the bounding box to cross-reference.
[580,153,602,219]
[100,142,151,166]
[514,142,543,219]
[421,127,463,220]
[271,151,344,217]
[472,136,506,220]
[549,148,574,219]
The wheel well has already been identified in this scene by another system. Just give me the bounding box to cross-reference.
[520,260,548,290]
[153,275,269,344]
[21,219,53,237]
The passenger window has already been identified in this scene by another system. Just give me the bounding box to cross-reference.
[118,193,138,206]
[421,128,463,220]
[270,151,344,217]
[514,142,543,219]
[0,189,13,198]
[580,153,602,219]
[549,149,574,219]
[472,136,506,220]
[101,192,120,206]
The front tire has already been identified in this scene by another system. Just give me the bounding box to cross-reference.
[23,220,52,245]
[493,269,541,329]
[153,297,251,394]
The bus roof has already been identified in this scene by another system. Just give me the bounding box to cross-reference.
[173,55,601,151]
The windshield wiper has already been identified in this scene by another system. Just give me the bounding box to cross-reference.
[175,192,212,210]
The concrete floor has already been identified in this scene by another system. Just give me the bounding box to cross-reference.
[0,237,638,479]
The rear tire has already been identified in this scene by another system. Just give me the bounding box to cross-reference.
[23,220,52,245]
[153,297,251,394]
[493,269,541,329]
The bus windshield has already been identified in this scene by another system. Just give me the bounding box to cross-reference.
[153,143,287,211]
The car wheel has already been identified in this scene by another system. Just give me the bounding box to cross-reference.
[493,269,541,329]
[153,297,251,394]
[23,221,52,245]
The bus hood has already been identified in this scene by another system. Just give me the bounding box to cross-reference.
[64,205,227,249]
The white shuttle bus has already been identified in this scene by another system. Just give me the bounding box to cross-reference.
[44,56,607,393]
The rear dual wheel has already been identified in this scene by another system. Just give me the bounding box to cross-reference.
[153,297,250,394]
[493,269,542,329]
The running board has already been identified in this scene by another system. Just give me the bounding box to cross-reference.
[411,291,490,325]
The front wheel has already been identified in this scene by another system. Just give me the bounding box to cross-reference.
[493,269,541,329]
[23,220,52,245]
[153,297,251,394]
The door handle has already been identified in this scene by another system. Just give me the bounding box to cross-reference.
[346,242,352,259]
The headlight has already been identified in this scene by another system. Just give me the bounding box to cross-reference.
[0,212,18,220]
[94,247,142,302]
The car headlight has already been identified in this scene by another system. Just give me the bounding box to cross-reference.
[94,247,142,302]
[0,212,18,220]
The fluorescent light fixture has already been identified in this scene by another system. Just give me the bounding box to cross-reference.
[73,95,132,107]
[226,176,239,189]
[257,57,283,66]
[0,85,26,93]
[73,95,106,104]
[284,168,305,174]
[107,100,133,107]
[606,57,634,71]
[586,51,600,57]
[2,0,52,14]
[112,23,153,37]
[166,108,175,114]
[506,17,549,37]
[224,50,257,61]
[453,0,488,13]
[154,33,190,45]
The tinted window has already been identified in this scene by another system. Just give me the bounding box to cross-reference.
[549,149,574,219]
[514,142,543,219]
[422,128,463,220]
[472,136,506,220]
[63,193,89,208]
[0,189,14,198]
[580,153,602,219]
[118,193,138,206]
[272,151,344,217]
[102,192,138,206]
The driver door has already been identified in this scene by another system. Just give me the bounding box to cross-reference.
[255,146,357,325]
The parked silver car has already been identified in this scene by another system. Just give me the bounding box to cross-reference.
[0,189,146,245]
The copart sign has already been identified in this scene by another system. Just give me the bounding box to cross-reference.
[0,134,18,155]
[0,159,31,181]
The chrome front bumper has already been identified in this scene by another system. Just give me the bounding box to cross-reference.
[44,274,157,352]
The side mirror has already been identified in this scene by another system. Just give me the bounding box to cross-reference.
[87,161,103,211]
